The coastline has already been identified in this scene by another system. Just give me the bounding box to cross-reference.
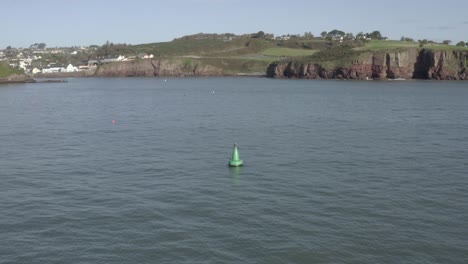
[0,76,67,84]
[0,74,35,84]
[2,74,466,84]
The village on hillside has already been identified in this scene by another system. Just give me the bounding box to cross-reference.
[0,44,155,75]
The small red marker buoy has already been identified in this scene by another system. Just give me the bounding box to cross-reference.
[112,119,116,124]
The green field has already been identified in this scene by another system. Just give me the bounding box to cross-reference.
[261,47,318,57]
[424,43,468,51]
[357,40,468,51]
[356,40,419,50]
[131,38,275,57]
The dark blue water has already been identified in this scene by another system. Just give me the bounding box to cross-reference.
[1,78,467,263]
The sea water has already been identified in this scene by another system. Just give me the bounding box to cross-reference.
[1,78,467,263]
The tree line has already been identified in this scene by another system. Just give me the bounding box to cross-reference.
[318,30,385,41]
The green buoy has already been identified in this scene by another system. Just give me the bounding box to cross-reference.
[229,143,243,167]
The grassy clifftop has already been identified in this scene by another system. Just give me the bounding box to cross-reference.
[358,40,468,51]
[127,37,468,55]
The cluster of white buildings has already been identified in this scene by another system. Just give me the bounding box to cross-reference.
[0,50,78,74]
[32,53,155,74]
[35,63,80,74]
[0,52,41,72]
[1,47,156,75]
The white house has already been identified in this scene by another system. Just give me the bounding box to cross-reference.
[18,60,28,70]
[66,64,79,72]
[138,53,154,59]
[32,68,42,74]
[42,64,66,73]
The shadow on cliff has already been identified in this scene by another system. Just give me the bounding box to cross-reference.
[413,49,432,79]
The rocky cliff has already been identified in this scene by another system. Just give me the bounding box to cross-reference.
[95,59,224,77]
[267,49,468,80]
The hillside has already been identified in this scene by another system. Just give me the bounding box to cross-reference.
[90,36,468,79]
[92,36,348,76]
[0,62,31,83]
[95,37,281,76]
[0,62,24,78]
[27,33,467,79]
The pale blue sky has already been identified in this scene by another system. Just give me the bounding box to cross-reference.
[3,0,468,48]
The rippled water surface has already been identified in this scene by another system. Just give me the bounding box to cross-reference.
[1,78,467,263]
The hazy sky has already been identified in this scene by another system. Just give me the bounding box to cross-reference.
[3,0,468,48]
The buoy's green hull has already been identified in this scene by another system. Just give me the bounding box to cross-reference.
[229,160,243,167]
[229,143,243,167]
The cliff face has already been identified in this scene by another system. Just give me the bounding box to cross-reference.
[95,59,224,77]
[267,49,468,80]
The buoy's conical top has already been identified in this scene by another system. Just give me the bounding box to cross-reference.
[229,143,243,167]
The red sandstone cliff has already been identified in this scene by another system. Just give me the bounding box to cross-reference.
[267,49,468,80]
